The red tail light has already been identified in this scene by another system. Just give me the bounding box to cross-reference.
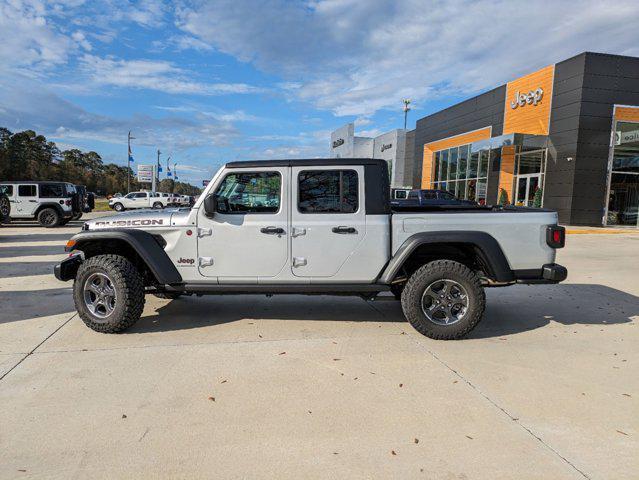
[546,226,565,248]
[65,200,72,206]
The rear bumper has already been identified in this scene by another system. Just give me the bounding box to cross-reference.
[513,263,568,284]
[54,253,83,281]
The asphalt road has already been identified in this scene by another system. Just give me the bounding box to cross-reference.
[0,212,637,479]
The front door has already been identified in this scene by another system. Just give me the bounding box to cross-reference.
[290,166,365,278]
[515,174,541,207]
[16,184,38,216]
[197,167,288,280]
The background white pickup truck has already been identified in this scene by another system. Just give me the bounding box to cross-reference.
[109,191,178,211]
[57,158,567,339]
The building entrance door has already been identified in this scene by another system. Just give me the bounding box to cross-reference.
[515,174,541,207]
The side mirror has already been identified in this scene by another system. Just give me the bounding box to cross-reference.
[203,194,217,217]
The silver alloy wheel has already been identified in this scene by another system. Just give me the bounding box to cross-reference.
[83,272,117,320]
[420,279,469,326]
[41,210,57,226]
[114,203,123,211]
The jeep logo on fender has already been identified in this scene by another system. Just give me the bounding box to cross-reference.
[510,87,543,109]
[94,219,164,227]
[177,257,195,265]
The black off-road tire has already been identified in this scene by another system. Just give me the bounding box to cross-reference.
[38,207,61,228]
[72,212,83,221]
[59,218,71,226]
[0,194,10,222]
[152,202,164,209]
[401,260,485,340]
[153,291,182,299]
[113,202,124,212]
[73,255,146,333]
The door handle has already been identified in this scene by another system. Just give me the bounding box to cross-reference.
[260,226,285,235]
[332,226,357,234]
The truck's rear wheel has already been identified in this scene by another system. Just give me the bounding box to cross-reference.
[152,201,164,209]
[401,260,485,340]
[38,208,61,228]
[72,212,83,220]
[73,255,145,333]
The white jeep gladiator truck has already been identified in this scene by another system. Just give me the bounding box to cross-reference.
[55,159,566,339]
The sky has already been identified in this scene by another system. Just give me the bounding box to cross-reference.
[1,0,639,186]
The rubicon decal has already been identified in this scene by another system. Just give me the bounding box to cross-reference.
[95,219,164,227]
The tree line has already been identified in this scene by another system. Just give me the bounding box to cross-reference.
[0,128,202,197]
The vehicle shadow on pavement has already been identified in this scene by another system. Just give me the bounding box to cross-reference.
[0,245,65,258]
[0,288,74,324]
[0,233,75,242]
[127,283,637,338]
[129,295,406,334]
[469,283,637,339]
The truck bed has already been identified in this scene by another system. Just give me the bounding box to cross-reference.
[390,207,558,271]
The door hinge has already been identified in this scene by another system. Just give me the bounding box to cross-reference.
[197,227,212,237]
[291,227,306,237]
[199,257,214,267]
[292,257,307,268]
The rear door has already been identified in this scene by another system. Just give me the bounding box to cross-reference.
[290,166,365,278]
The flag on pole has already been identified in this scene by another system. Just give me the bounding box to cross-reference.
[128,144,135,162]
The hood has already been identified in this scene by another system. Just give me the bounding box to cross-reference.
[85,209,176,230]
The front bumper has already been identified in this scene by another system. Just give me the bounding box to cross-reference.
[514,263,568,284]
[54,253,83,281]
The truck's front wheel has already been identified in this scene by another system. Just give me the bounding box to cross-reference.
[401,260,485,340]
[73,255,146,333]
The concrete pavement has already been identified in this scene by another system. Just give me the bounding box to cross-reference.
[0,214,637,479]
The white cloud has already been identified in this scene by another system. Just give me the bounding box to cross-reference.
[0,0,74,70]
[0,72,240,151]
[80,54,263,96]
[177,0,639,117]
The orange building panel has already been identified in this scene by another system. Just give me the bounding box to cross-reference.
[503,65,555,136]
[615,106,639,122]
[498,145,516,204]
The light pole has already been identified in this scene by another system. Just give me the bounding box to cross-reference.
[402,99,411,130]
[127,131,135,193]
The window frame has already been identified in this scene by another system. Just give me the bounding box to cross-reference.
[18,184,37,197]
[214,170,282,215]
[297,169,359,215]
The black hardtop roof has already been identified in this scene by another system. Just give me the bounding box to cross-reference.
[225,158,387,168]
[0,180,74,185]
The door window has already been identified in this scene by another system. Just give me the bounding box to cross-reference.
[135,192,147,198]
[214,171,281,214]
[18,185,36,197]
[0,185,13,196]
[298,170,358,213]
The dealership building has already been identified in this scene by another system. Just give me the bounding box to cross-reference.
[330,123,415,188]
[410,51,639,227]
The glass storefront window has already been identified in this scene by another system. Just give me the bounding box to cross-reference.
[478,150,488,178]
[433,151,440,182]
[458,145,469,180]
[468,151,478,178]
[476,179,487,205]
[607,120,639,226]
[440,150,449,183]
[448,147,458,180]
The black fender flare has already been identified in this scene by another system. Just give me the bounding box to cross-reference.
[377,231,514,284]
[66,229,182,284]
[34,202,66,217]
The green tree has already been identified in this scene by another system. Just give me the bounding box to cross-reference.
[532,187,543,208]
[498,188,509,206]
